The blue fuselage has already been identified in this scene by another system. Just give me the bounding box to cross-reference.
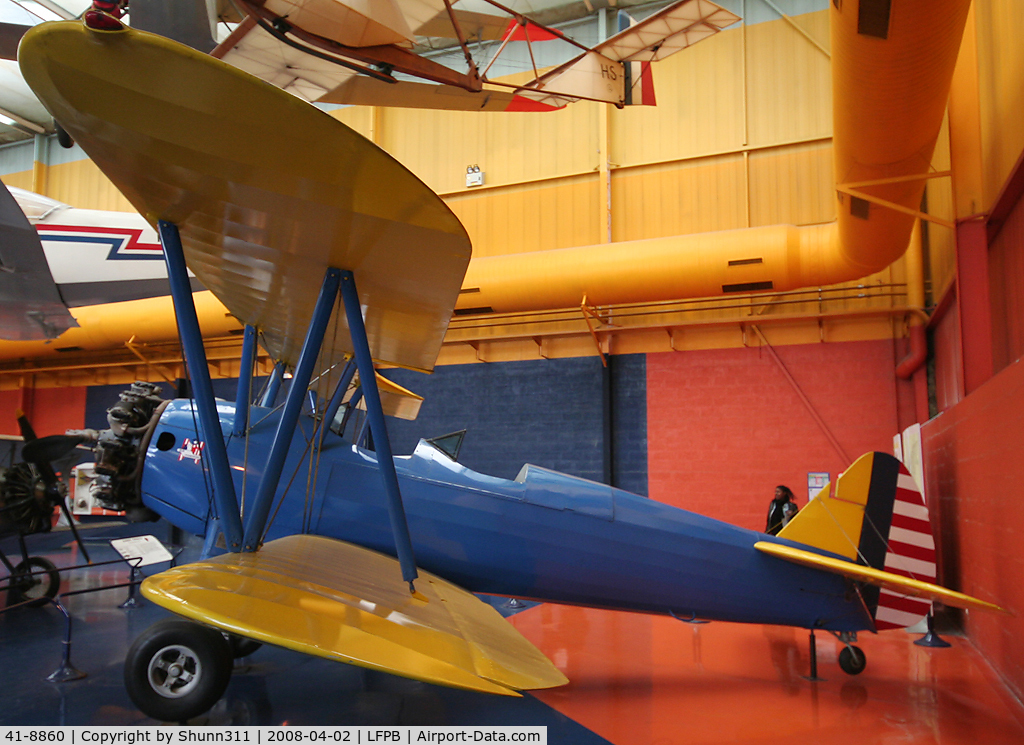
[141,400,868,632]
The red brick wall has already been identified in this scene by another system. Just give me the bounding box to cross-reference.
[0,386,87,437]
[647,340,902,531]
[990,188,1024,374]
[922,356,1024,702]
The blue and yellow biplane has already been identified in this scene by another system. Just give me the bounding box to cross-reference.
[16,19,1004,722]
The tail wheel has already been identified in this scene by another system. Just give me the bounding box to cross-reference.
[125,618,233,721]
[838,645,866,675]
[8,556,60,607]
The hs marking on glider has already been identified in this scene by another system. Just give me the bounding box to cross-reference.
[12,17,1006,723]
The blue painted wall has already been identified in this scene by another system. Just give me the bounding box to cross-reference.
[384,355,648,495]
[609,354,648,496]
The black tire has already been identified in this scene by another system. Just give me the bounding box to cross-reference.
[55,121,74,149]
[124,618,233,721]
[838,645,866,675]
[225,633,262,659]
[8,556,60,608]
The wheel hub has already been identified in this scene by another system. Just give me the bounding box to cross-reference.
[148,644,202,699]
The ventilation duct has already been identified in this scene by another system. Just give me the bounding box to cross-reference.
[456,0,972,315]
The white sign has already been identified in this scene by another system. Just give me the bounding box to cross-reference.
[807,471,830,500]
[110,535,173,567]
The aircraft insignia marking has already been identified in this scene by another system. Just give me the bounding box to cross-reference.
[176,438,205,463]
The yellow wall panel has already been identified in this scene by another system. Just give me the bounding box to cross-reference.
[609,24,744,167]
[745,10,831,147]
[46,159,135,211]
[445,174,600,257]
[329,106,373,141]
[610,155,746,242]
[3,169,33,192]
[377,101,599,195]
[925,115,957,303]
[974,0,1024,208]
[748,140,835,227]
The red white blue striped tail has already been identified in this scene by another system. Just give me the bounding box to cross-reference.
[874,463,935,630]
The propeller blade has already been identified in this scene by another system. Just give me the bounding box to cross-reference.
[16,408,39,441]
[22,434,86,464]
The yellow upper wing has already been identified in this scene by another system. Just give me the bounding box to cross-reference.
[19,21,471,374]
[142,534,568,695]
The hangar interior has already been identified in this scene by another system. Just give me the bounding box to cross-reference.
[2,0,1024,740]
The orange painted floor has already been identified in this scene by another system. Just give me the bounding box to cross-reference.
[510,605,1024,745]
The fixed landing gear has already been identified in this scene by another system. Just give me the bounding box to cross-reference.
[838,645,866,675]
[125,618,234,722]
[806,629,868,679]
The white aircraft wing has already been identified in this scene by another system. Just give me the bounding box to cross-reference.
[595,0,740,63]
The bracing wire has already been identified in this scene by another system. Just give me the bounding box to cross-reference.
[304,294,344,534]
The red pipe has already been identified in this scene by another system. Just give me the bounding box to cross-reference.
[896,324,927,380]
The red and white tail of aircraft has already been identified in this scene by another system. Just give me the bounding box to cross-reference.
[765,452,981,635]
[213,0,739,112]
[875,464,937,630]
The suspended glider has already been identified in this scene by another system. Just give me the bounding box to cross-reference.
[17,19,1004,723]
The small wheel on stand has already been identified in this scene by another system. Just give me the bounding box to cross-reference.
[8,556,60,607]
[124,618,233,721]
[838,645,867,675]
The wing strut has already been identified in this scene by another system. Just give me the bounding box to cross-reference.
[234,324,258,436]
[322,360,356,432]
[241,268,343,551]
[261,361,285,407]
[158,220,244,551]
[340,270,419,589]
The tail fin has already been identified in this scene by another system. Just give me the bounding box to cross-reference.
[616,12,657,106]
[778,452,936,630]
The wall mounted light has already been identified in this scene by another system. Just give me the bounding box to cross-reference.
[465,165,484,188]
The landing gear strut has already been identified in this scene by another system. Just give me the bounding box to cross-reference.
[805,629,869,679]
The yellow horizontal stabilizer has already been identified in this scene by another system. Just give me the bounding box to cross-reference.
[141,535,567,695]
[19,22,471,374]
[754,541,1007,614]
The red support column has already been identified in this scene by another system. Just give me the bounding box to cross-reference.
[956,218,993,395]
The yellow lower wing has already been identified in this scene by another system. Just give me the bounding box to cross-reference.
[754,541,1007,614]
[141,535,567,695]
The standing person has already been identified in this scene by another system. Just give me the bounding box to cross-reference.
[766,485,797,535]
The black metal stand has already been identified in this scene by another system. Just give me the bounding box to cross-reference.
[119,561,143,610]
[1,555,145,682]
[914,612,952,648]
[46,598,86,682]
[803,628,826,681]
